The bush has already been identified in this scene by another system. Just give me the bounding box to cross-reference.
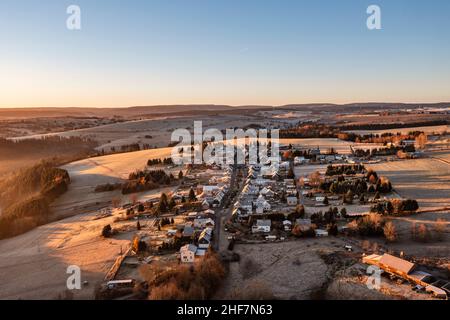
[122,169,173,194]
[102,225,112,238]
[372,199,419,215]
[348,213,385,237]
[434,219,446,241]
[94,183,121,193]
[327,223,338,236]
[383,221,397,242]
[188,188,197,202]
[415,224,431,242]
[146,251,225,300]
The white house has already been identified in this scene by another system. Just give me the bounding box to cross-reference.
[315,229,329,237]
[167,229,177,236]
[286,196,298,206]
[180,244,197,263]
[401,140,416,147]
[252,164,262,171]
[252,219,271,233]
[193,218,215,229]
[235,199,253,212]
[283,220,292,231]
[202,185,219,195]
[242,184,259,195]
[260,187,275,197]
[202,209,215,216]
[315,196,325,203]
[255,194,271,213]
[294,156,309,165]
[198,227,212,249]
[279,161,290,171]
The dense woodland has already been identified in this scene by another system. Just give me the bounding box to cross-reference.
[122,169,175,194]
[0,161,70,239]
[0,136,97,160]
[337,119,448,131]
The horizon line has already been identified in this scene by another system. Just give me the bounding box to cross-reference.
[1,101,450,110]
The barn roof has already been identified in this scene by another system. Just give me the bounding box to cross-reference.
[380,254,416,274]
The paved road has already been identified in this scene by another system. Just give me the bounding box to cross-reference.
[213,165,238,251]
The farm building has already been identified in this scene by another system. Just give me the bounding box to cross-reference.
[363,253,447,299]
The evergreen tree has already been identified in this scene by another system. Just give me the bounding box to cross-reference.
[158,193,169,213]
[188,188,197,202]
[168,197,176,210]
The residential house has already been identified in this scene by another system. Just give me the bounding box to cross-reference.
[242,184,259,195]
[193,218,215,229]
[255,194,271,214]
[180,244,197,263]
[286,196,298,206]
[283,220,292,231]
[260,187,275,198]
[252,219,271,233]
[294,156,306,165]
[182,225,195,238]
[198,227,213,249]
[315,229,328,237]
[315,196,325,203]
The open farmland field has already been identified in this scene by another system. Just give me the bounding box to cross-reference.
[10,113,286,152]
[0,210,135,299]
[216,239,347,299]
[367,156,450,210]
[215,238,430,300]
[51,147,175,219]
[345,124,449,136]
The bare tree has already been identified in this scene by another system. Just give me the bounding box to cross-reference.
[111,197,121,208]
[415,133,428,150]
[383,221,398,242]
[434,218,446,241]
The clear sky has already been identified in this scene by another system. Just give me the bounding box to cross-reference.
[0,0,449,107]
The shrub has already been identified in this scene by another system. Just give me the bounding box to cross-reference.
[327,223,338,236]
[415,224,431,242]
[383,221,398,242]
[158,193,169,213]
[146,252,225,300]
[348,213,385,237]
[94,183,121,193]
[287,205,305,221]
[188,188,197,202]
[434,219,446,241]
[102,225,112,238]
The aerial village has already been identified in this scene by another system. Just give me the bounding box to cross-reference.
[88,131,449,300]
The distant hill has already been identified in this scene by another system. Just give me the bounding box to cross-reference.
[0,102,448,119]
